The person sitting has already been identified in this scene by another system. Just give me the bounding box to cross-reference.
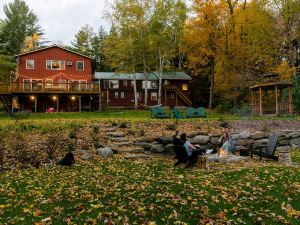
[218,131,235,154]
[57,152,75,166]
[173,130,188,166]
[180,133,203,168]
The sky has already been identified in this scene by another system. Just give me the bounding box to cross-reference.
[0,0,110,45]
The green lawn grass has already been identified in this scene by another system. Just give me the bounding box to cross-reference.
[0,157,299,224]
[0,109,299,121]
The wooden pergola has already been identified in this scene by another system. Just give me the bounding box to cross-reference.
[250,81,293,116]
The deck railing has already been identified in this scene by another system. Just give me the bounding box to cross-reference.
[252,102,292,115]
[0,82,101,94]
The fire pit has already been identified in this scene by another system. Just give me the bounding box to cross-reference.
[208,149,247,163]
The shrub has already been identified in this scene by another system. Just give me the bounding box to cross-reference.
[292,74,300,112]
[215,101,233,114]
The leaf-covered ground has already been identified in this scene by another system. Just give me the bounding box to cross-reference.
[0,156,299,225]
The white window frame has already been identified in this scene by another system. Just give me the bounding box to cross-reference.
[46,60,66,70]
[114,92,119,99]
[137,92,141,100]
[76,61,84,71]
[170,92,175,99]
[142,81,158,89]
[123,80,127,87]
[151,92,157,101]
[26,60,34,69]
[120,92,125,99]
[109,80,119,89]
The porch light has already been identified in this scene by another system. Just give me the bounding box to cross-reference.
[71,96,76,101]
[30,96,35,100]
[52,96,57,100]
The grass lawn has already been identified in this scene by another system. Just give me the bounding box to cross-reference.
[0,109,299,121]
[0,155,299,224]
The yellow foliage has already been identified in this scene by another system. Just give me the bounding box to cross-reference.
[274,61,296,81]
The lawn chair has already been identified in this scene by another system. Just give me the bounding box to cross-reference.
[172,107,185,119]
[150,107,170,118]
[251,133,279,161]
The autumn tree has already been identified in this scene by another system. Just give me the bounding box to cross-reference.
[0,0,43,55]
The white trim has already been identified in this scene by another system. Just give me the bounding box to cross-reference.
[76,61,84,71]
[26,60,34,69]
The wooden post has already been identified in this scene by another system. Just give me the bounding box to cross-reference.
[275,85,278,115]
[56,97,59,112]
[175,94,178,106]
[99,94,102,112]
[107,90,109,107]
[79,96,82,112]
[259,87,262,116]
[164,90,167,106]
[288,85,292,114]
[34,97,37,113]
[11,95,14,113]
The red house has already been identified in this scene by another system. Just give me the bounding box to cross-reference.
[0,45,192,112]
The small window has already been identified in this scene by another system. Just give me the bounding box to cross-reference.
[130,81,134,87]
[164,80,170,86]
[170,92,175,99]
[123,80,127,87]
[26,60,34,69]
[110,80,119,89]
[182,84,188,91]
[120,92,125,99]
[76,61,84,71]
[151,92,157,101]
[114,92,118,99]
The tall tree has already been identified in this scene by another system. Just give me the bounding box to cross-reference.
[0,0,43,55]
[0,50,16,82]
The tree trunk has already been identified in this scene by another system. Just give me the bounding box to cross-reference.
[143,53,148,106]
[209,58,215,109]
[158,55,164,105]
[133,73,138,109]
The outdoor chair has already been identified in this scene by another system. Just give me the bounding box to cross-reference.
[186,107,206,118]
[172,107,185,119]
[251,133,279,161]
[150,107,171,119]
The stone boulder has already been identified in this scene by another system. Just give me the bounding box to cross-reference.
[124,154,150,160]
[239,131,251,139]
[150,144,165,153]
[249,131,266,140]
[81,153,94,161]
[134,137,156,143]
[276,146,291,152]
[105,132,125,137]
[133,142,152,150]
[231,134,240,140]
[165,144,174,152]
[290,137,300,147]
[97,147,114,158]
[235,139,254,146]
[109,137,128,142]
[156,136,173,145]
[287,132,300,139]
[123,148,145,154]
[193,135,210,144]
[209,137,220,145]
[278,139,290,146]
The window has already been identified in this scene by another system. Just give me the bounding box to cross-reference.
[114,92,118,99]
[76,61,84,71]
[182,84,188,91]
[120,92,125,99]
[123,80,127,87]
[46,60,65,70]
[137,92,141,100]
[142,81,158,89]
[151,92,157,101]
[170,92,175,99]
[130,81,134,87]
[103,80,119,89]
[26,60,34,69]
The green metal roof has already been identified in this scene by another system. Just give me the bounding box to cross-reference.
[94,72,192,81]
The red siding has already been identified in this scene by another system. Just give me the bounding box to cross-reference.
[18,46,93,82]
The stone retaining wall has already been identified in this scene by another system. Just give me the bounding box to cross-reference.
[135,130,300,153]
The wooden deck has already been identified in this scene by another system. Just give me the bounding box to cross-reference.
[0,82,101,94]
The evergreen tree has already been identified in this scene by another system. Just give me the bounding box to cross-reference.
[0,50,16,82]
[0,0,43,55]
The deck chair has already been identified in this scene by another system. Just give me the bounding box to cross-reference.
[251,133,279,161]
[172,107,185,119]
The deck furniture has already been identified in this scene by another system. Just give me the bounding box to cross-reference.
[251,133,279,160]
[150,107,171,119]
[186,107,206,118]
[172,107,185,119]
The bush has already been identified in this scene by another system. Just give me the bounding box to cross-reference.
[215,102,233,114]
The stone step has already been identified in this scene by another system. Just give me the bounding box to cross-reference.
[124,154,150,160]
[105,132,126,138]
[108,137,128,142]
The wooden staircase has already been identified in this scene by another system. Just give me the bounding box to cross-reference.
[164,86,192,106]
